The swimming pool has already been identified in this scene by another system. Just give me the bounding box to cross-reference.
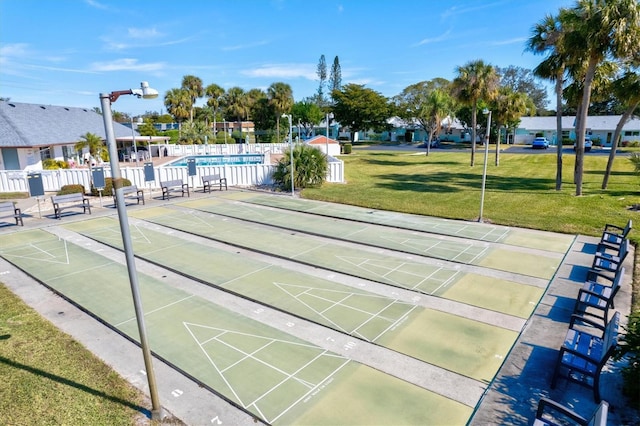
[166,154,264,167]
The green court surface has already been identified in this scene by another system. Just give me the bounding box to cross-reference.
[218,192,574,253]
[130,205,544,319]
[178,197,564,279]
[63,217,518,382]
[0,229,472,425]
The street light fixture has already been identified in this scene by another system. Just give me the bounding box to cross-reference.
[281,114,294,196]
[99,82,162,421]
[478,108,492,223]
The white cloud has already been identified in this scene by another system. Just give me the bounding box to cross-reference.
[242,63,316,80]
[415,29,452,46]
[222,40,271,51]
[84,0,108,10]
[127,27,163,39]
[89,58,166,72]
[0,43,30,57]
[490,37,527,46]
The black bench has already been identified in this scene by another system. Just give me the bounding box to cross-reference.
[573,267,624,326]
[51,193,91,219]
[600,219,631,250]
[161,179,189,200]
[592,239,629,274]
[551,311,620,402]
[0,201,23,226]
[202,174,228,192]
[534,398,608,426]
[112,185,144,205]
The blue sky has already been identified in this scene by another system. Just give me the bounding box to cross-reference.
[0,0,574,116]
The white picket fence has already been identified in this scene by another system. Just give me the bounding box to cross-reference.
[0,143,344,193]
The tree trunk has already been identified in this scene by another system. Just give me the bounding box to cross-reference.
[602,103,638,189]
[575,58,598,196]
[554,71,564,191]
[495,126,500,166]
[276,116,280,143]
[470,104,477,166]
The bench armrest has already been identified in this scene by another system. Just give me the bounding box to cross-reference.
[535,397,589,425]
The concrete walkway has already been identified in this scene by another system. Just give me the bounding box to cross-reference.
[1,189,637,425]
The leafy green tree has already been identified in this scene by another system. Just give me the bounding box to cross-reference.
[528,9,573,190]
[251,98,276,142]
[332,84,390,142]
[164,88,190,134]
[205,83,225,136]
[74,132,105,166]
[451,60,499,166]
[291,101,324,138]
[498,66,548,112]
[565,0,640,196]
[328,56,342,102]
[272,144,327,191]
[267,82,294,142]
[316,55,327,106]
[491,87,534,165]
[181,75,204,124]
[223,87,249,122]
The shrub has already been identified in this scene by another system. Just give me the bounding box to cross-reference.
[91,177,131,196]
[342,143,352,154]
[43,159,69,169]
[272,145,327,191]
[615,311,640,403]
[57,184,85,195]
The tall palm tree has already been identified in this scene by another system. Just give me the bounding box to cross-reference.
[268,82,294,143]
[565,0,640,195]
[205,83,225,138]
[492,88,534,166]
[164,88,190,136]
[181,75,204,124]
[74,132,105,167]
[451,60,499,166]
[602,70,640,189]
[422,88,455,156]
[527,10,571,190]
[222,87,249,137]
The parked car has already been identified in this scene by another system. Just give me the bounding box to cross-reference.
[532,137,549,149]
[574,136,593,152]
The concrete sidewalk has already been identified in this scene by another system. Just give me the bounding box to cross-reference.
[1,190,638,425]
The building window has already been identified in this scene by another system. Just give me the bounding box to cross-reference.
[39,146,52,161]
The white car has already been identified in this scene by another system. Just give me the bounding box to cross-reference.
[574,136,593,152]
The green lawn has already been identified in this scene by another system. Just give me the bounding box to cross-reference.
[304,148,640,240]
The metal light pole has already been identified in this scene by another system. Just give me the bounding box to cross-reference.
[325,112,334,156]
[282,114,294,196]
[479,109,492,223]
[99,82,163,421]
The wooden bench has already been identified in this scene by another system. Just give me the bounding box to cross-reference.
[0,201,23,226]
[112,185,144,205]
[551,311,620,402]
[202,174,228,192]
[600,219,631,250]
[160,179,189,200]
[573,267,624,326]
[534,398,608,426]
[51,193,91,219]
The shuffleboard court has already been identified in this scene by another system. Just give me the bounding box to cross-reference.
[64,217,519,383]
[218,192,574,253]
[129,205,545,319]
[178,197,564,279]
[0,229,473,425]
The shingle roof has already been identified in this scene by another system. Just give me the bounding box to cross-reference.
[0,101,134,148]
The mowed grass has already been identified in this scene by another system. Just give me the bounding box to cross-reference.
[303,148,640,240]
[0,284,155,425]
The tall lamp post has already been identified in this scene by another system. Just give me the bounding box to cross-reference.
[478,108,492,223]
[281,114,294,196]
[130,116,143,167]
[325,112,334,156]
[99,82,163,420]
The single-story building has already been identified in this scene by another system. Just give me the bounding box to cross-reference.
[0,101,147,171]
[305,135,340,157]
[513,115,640,146]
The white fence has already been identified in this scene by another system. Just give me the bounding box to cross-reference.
[0,143,344,193]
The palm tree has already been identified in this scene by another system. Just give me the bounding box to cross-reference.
[267,82,294,143]
[602,70,640,189]
[422,88,455,156]
[565,0,640,195]
[527,10,571,190]
[205,83,225,138]
[181,75,204,124]
[164,88,190,136]
[492,88,534,166]
[451,60,499,166]
[74,132,105,167]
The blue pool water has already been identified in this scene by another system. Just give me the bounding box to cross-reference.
[166,154,264,167]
